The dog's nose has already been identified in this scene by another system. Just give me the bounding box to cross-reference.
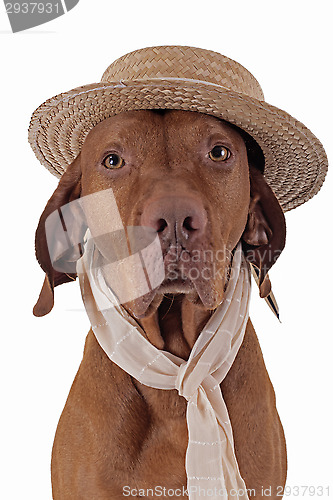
[141,196,208,246]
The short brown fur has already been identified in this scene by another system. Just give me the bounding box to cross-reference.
[34,110,287,499]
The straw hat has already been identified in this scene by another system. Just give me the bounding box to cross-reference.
[29,45,328,211]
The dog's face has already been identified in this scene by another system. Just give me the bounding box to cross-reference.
[80,110,250,316]
[34,110,286,322]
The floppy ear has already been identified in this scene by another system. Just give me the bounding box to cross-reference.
[242,166,286,298]
[33,154,86,317]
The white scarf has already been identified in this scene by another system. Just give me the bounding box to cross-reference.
[76,235,251,500]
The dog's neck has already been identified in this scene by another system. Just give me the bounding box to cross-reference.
[137,295,212,360]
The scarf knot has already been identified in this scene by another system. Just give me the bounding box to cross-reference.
[175,360,212,401]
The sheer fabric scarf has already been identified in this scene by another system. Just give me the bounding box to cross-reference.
[77,235,251,500]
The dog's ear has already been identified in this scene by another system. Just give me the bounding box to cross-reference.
[33,154,86,317]
[242,166,286,298]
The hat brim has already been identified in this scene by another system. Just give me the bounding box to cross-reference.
[28,79,328,212]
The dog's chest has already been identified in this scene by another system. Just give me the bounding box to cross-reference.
[134,379,188,420]
[130,380,189,487]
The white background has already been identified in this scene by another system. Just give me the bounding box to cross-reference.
[1,1,332,499]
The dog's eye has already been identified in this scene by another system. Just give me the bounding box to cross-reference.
[208,145,231,162]
[103,153,125,169]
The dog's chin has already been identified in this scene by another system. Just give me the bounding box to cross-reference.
[124,276,223,319]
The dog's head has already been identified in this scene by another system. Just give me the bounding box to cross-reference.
[34,110,285,321]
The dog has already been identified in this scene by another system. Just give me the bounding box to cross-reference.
[34,109,287,499]
[30,45,328,500]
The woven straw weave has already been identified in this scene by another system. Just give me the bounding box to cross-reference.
[28,46,328,212]
[102,46,265,101]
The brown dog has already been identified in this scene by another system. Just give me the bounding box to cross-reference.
[34,110,287,499]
